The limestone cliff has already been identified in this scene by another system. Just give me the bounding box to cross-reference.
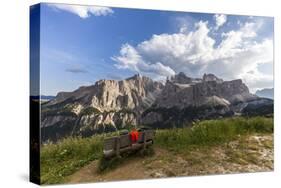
[41,73,272,142]
[41,74,163,142]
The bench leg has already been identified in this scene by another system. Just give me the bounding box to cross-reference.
[115,137,120,157]
[139,132,147,155]
[143,132,147,150]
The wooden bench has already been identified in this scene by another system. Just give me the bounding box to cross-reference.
[103,130,155,158]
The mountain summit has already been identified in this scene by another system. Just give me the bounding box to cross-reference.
[41,73,273,142]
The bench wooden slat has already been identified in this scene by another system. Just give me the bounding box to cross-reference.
[119,135,130,148]
[103,130,155,158]
[104,137,117,150]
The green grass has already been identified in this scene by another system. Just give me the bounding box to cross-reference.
[155,116,273,152]
[40,136,103,184]
[40,116,273,184]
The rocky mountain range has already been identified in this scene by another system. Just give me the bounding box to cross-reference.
[41,73,273,142]
[255,88,274,99]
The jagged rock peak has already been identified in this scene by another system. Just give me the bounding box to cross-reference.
[169,72,225,84]
[170,72,193,84]
[124,74,157,84]
[46,73,164,111]
[95,78,117,86]
[154,72,257,109]
[41,72,273,142]
[126,73,142,80]
[203,73,223,83]
[93,74,155,88]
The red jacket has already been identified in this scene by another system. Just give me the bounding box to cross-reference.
[130,131,139,143]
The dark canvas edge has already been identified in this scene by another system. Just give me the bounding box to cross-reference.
[30,3,41,185]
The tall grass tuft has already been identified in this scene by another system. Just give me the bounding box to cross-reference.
[40,135,104,184]
[155,116,273,152]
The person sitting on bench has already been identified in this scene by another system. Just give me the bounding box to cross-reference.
[130,128,139,144]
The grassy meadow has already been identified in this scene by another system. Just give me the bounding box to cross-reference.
[40,116,273,184]
[155,116,273,152]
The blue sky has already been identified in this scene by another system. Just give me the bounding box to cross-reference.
[38,3,274,95]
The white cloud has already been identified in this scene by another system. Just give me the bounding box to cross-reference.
[113,21,216,79]
[112,44,175,80]
[49,4,113,18]
[214,14,227,30]
[112,19,273,92]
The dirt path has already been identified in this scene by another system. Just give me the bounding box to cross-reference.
[66,148,171,183]
[65,134,273,184]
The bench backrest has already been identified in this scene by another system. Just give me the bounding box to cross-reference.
[103,136,117,151]
[120,134,131,148]
[103,130,155,151]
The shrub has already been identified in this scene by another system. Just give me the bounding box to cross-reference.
[79,107,101,116]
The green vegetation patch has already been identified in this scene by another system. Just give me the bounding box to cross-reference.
[40,136,103,184]
[155,116,273,152]
[105,108,136,116]
[79,107,101,116]
[40,116,273,184]
[42,108,77,117]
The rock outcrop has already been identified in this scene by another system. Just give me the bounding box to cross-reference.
[46,74,163,112]
[154,75,256,109]
[41,73,273,142]
[41,74,163,142]
[140,73,271,127]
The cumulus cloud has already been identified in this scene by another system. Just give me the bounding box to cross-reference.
[112,44,175,80]
[214,14,227,30]
[113,21,215,79]
[112,18,273,92]
[49,4,113,18]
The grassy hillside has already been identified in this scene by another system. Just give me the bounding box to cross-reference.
[40,136,103,184]
[155,116,273,152]
[40,116,273,184]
